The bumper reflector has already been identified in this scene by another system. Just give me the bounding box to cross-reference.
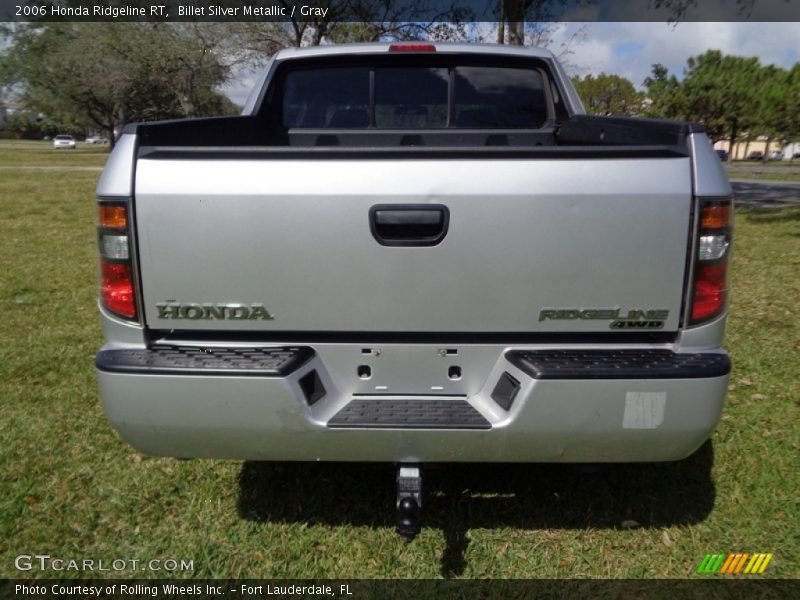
[491,372,521,411]
[299,369,326,405]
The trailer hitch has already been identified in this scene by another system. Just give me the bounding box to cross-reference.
[396,464,422,541]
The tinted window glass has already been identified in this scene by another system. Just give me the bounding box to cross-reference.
[282,68,369,128]
[374,68,448,128]
[454,67,546,128]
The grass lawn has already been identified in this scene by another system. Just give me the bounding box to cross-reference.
[728,171,800,183]
[725,162,800,183]
[0,150,797,580]
[0,139,109,168]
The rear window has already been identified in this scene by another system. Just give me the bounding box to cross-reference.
[374,67,448,128]
[282,68,369,128]
[454,67,546,128]
[281,65,548,129]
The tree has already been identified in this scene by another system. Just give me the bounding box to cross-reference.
[752,64,787,161]
[642,64,683,119]
[780,64,800,159]
[497,0,583,47]
[678,50,764,149]
[758,63,800,160]
[2,111,80,139]
[1,23,236,148]
[222,1,472,72]
[651,0,758,21]
[257,0,469,49]
[571,73,644,116]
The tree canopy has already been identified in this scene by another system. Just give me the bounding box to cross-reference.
[1,23,238,146]
[571,73,644,116]
[641,50,799,153]
[642,63,682,120]
[2,17,799,155]
[678,50,763,146]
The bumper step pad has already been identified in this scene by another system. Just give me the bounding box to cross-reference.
[328,399,491,430]
[96,345,313,377]
[507,349,731,380]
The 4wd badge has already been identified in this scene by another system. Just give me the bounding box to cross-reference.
[538,308,669,330]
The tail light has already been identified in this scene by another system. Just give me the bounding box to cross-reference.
[98,200,137,320]
[690,198,732,324]
[389,43,437,52]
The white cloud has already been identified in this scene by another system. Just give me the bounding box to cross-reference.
[556,22,800,87]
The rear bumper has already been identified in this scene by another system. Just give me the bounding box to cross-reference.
[97,345,730,463]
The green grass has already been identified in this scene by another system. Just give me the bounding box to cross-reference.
[727,171,800,182]
[729,160,800,167]
[0,139,109,167]
[724,160,800,182]
[0,154,797,580]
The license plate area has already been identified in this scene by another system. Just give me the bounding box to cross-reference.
[339,346,471,396]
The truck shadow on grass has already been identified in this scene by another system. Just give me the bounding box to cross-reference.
[738,204,800,225]
[237,441,714,577]
[732,182,800,210]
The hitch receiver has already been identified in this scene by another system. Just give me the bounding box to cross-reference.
[396,464,422,541]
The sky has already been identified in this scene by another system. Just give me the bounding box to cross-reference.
[222,21,800,107]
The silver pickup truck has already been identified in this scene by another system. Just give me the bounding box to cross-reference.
[95,43,731,534]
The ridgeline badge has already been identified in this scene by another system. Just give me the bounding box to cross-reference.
[538,307,669,330]
[156,302,274,321]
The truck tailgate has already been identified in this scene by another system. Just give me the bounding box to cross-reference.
[134,156,692,333]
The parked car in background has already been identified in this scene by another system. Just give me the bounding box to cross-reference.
[747,150,764,161]
[768,150,784,161]
[715,149,729,161]
[53,135,76,150]
[85,135,109,145]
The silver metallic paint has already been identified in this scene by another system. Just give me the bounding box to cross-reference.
[96,134,137,197]
[134,157,692,333]
[95,47,731,463]
[98,350,727,462]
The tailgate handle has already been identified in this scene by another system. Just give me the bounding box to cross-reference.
[369,204,449,247]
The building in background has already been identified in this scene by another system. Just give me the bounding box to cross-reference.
[714,137,800,160]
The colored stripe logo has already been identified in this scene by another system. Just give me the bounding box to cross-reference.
[696,553,773,574]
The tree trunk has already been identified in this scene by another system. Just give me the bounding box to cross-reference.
[311,22,326,46]
[508,22,524,45]
[505,0,525,45]
[497,0,505,44]
[111,104,127,151]
[763,137,771,164]
[107,125,117,151]
[729,121,738,161]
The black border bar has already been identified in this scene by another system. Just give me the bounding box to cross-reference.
[2,579,797,599]
[3,0,800,23]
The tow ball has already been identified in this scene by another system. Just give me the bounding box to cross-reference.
[395,464,422,541]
